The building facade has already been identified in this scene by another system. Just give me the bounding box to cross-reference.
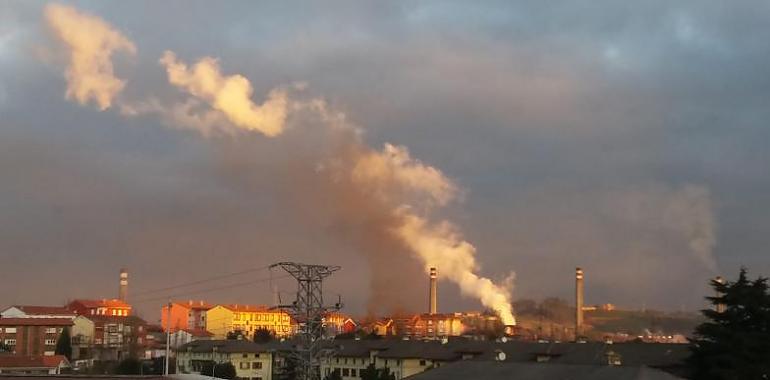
[161,300,213,332]
[176,340,274,380]
[0,318,74,356]
[205,305,293,339]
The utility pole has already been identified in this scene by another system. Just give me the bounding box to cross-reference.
[271,262,342,380]
[165,300,171,376]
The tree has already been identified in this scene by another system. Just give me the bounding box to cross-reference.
[324,369,342,380]
[199,361,237,379]
[253,328,275,343]
[55,327,72,360]
[226,330,246,340]
[687,268,770,379]
[360,363,396,380]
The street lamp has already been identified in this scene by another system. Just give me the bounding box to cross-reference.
[211,346,218,379]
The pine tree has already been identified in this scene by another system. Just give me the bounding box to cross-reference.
[55,327,72,360]
[360,363,396,380]
[687,268,770,379]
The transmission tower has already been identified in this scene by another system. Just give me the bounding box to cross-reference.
[271,262,342,380]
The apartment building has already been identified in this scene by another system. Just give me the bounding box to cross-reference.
[176,339,274,380]
[0,318,74,356]
[205,305,293,339]
[161,300,213,332]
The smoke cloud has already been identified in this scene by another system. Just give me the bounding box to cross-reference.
[159,51,288,137]
[44,3,136,110]
[609,184,717,272]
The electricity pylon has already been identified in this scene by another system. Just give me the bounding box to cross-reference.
[271,262,342,380]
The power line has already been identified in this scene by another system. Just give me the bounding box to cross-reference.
[131,264,273,297]
[131,274,293,305]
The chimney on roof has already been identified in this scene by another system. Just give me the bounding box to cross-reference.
[429,267,438,315]
[119,268,128,302]
[575,267,584,340]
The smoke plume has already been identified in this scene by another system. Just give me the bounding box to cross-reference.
[159,51,288,137]
[44,3,136,110]
[39,4,518,322]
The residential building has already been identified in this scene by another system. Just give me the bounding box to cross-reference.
[170,328,213,349]
[0,318,73,356]
[87,315,148,361]
[161,300,213,332]
[205,305,293,339]
[0,306,76,320]
[176,340,275,380]
[67,299,131,317]
[321,340,457,380]
[323,313,357,336]
[0,355,71,375]
[69,316,95,360]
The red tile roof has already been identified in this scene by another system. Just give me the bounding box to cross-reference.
[10,306,76,316]
[0,355,69,368]
[69,299,131,309]
[173,300,214,310]
[0,318,73,326]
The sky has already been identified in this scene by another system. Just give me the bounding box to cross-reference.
[2,0,770,322]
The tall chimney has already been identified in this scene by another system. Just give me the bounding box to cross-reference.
[714,276,726,313]
[429,267,438,315]
[575,267,584,340]
[119,268,128,301]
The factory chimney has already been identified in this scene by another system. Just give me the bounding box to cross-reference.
[714,276,726,313]
[429,267,437,315]
[575,267,584,340]
[119,268,128,301]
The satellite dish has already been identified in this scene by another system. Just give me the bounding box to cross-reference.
[495,350,506,361]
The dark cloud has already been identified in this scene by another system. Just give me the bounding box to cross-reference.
[2,0,770,319]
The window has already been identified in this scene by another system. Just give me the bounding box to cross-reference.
[342,368,349,376]
[252,362,261,369]
[419,360,426,366]
[4,339,16,345]
[240,362,249,370]
[45,328,57,334]
[350,369,357,377]
[344,358,348,365]
[243,354,248,358]
[5,328,16,334]
[45,339,57,345]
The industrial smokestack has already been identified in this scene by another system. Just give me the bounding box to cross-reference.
[575,267,584,340]
[119,268,128,301]
[714,276,726,313]
[429,267,437,315]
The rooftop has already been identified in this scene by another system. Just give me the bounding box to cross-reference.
[405,361,684,380]
[7,306,75,317]
[69,299,131,309]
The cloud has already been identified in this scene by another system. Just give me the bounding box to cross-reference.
[44,3,136,110]
[159,51,288,137]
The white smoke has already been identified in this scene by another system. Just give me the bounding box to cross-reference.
[159,51,288,137]
[44,3,136,110]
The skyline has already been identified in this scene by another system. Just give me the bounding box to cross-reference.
[3,1,770,317]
